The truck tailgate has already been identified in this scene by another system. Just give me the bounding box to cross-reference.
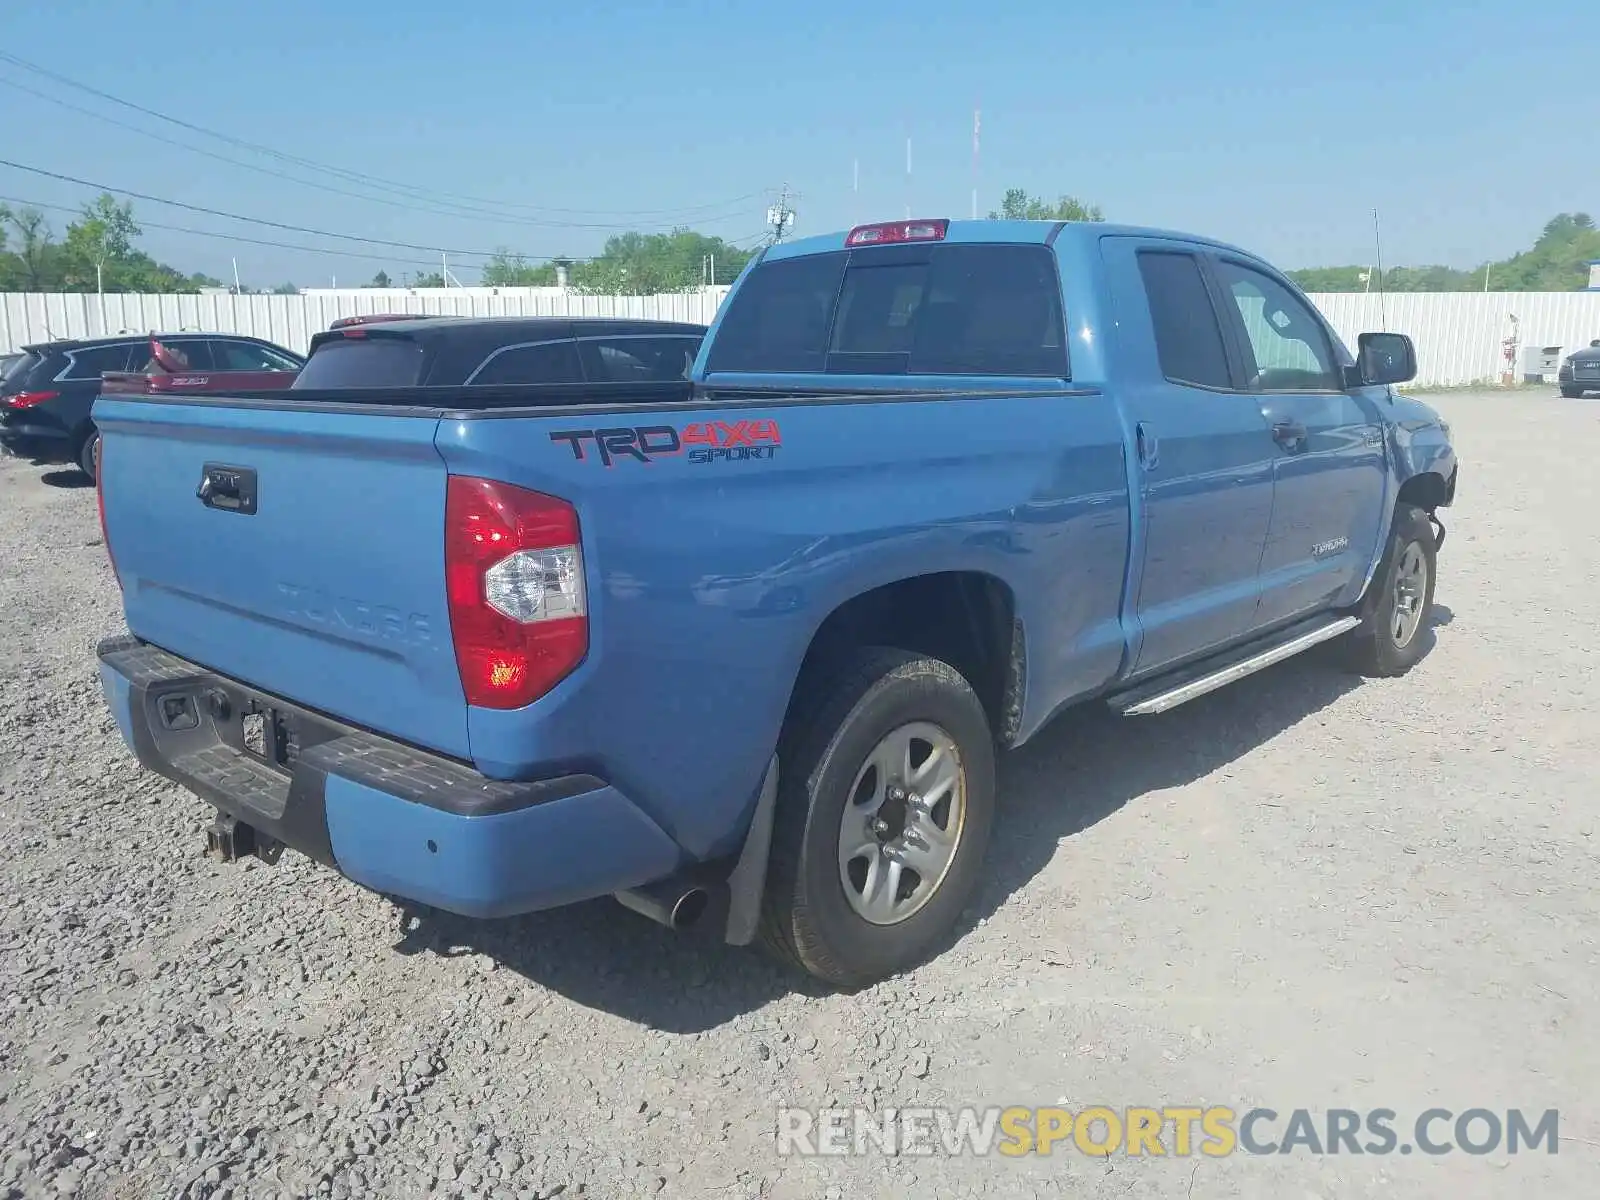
[94,396,468,759]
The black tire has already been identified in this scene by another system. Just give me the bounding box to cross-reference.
[760,647,996,989]
[1560,386,1583,399]
[76,427,100,481]
[1342,503,1437,677]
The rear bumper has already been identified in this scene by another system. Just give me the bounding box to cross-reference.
[0,421,72,460]
[96,636,683,918]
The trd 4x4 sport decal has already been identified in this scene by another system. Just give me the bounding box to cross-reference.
[549,420,781,467]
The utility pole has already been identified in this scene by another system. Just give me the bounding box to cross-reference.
[767,184,796,243]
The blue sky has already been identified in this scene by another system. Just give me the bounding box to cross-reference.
[3,0,1595,287]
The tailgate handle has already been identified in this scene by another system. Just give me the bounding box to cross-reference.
[197,463,258,515]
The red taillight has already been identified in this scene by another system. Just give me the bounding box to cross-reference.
[5,389,60,409]
[444,476,587,710]
[96,438,122,590]
[845,219,949,247]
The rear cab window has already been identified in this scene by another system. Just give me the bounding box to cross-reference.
[706,242,1067,378]
[291,335,426,389]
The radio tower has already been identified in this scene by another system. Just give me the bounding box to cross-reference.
[971,105,981,219]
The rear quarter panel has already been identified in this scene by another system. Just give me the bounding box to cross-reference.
[435,385,1131,860]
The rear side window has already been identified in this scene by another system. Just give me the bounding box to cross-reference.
[292,337,426,389]
[706,244,1068,378]
[468,341,582,385]
[167,340,215,370]
[60,344,137,380]
[2,352,40,389]
[211,340,300,372]
[1137,251,1232,390]
[705,253,845,373]
[584,336,701,382]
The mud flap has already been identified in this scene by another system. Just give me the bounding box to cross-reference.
[723,756,778,946]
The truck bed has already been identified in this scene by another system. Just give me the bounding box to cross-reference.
[93,379,1132,859]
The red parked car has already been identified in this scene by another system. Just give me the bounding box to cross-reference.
[99,336,303,398]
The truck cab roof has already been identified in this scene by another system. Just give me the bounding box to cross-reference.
[762,218,1257,263]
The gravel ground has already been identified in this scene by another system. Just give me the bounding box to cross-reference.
[1,389,1597,1200]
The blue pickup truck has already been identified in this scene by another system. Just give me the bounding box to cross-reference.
[93,219,1457,988]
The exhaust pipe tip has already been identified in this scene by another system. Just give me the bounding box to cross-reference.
[615,879,716,931]
[669,887,709,930]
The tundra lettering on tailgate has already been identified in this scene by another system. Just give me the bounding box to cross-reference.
[549,420,781,467]
[277,582,434,647]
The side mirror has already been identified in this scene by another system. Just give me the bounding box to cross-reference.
[1356,331,1417,386]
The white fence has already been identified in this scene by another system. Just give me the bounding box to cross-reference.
[5,287,1599,388]
[0,288,732,362]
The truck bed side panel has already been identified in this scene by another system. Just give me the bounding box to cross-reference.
[433,389,1131,859]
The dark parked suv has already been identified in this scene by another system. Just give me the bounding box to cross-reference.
[289,316,707,388]
[1,333,304,476]
[1558,338,1600,398]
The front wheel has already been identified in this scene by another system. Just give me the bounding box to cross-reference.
[760,647,996,989]
[1560,386,1584,399]
[1341,503,1437,677]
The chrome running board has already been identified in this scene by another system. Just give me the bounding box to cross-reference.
[1109,616,1360,716]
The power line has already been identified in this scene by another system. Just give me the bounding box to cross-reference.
[0,75,756,233]
[0,193,533,273]
[0,51,763,222]
[0,158,538,257]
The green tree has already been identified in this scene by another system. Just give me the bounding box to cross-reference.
[366,270,392,288]
[58,194,142,289]
[1487,213,1600,291]
[412,271,446,288]
[1290,213,1600,293]
[271,282,300,295]
[481,249,559,286]
[0,205,63,291]
[570,229,754,295]
[987,188,1104,222]
[0,195,228,293]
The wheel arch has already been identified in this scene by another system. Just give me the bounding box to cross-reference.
[781,570,1024,749]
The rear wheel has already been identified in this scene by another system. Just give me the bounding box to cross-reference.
[77,427,100,480]
[1342,503,1437,677]
[1560,386,1583,399]
[760,647,996,989]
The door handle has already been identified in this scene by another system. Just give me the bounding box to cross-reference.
[1271,419,1308,448]
[1135,421,1159,471]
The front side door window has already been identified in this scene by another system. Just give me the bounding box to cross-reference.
[1213,261,1340,392]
